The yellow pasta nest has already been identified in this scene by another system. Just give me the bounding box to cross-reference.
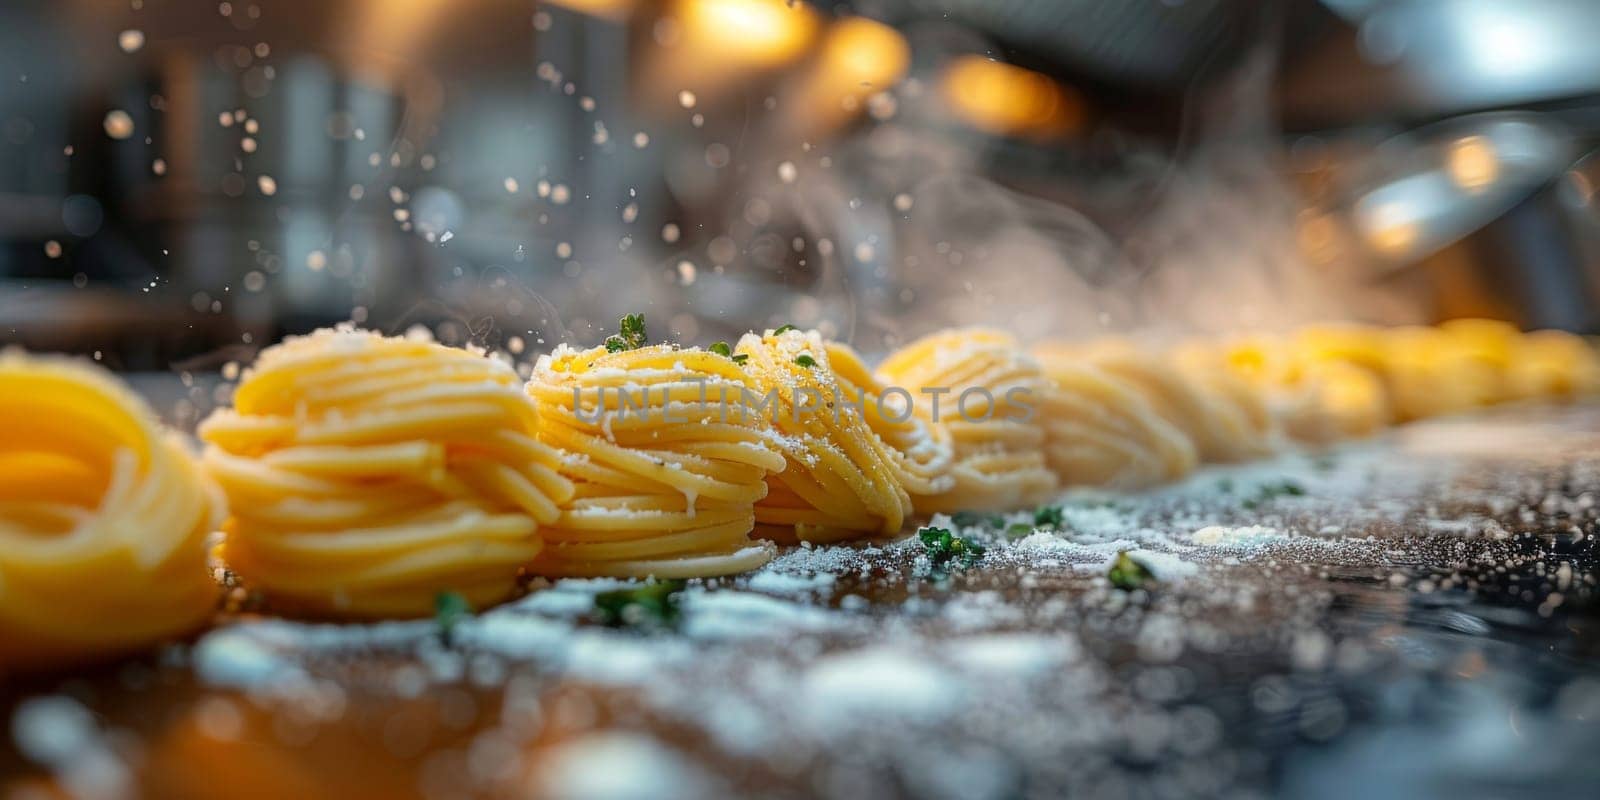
[526,343,786,577]
[1031,345,1197,489]
[824,341,956,500]
[0,353,221,667]
[1508,329,1600,400]
[879,328,1057,512]
[1073,340,1275,464]
[737,329,912,542]
[1378,324,1506,421]
[1204,335,1390,444]
[198,328,573,618]
[1435,319,1600,402]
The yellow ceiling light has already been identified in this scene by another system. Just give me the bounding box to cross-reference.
[677,0,820,68]
[820,16,911,93]
[940,56,1084,138]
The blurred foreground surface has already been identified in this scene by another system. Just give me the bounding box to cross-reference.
[3,405,1600,800]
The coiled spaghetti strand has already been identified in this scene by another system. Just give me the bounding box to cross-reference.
[1030,348,1199,489]
[526,344,784,577]
[824,341,956,500]
[878,328,1057,513]
[0,354,221,667]
[199,328,572,617]
[1075,340,1275,463]
[736,329,912,542]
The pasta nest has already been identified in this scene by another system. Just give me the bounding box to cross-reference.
[198,328,573,617]
[1212,331,1392,443]
[526,343,786,577]
[1435,319,1600,403]
[824,341,956,500]
[736,329,912,542]
[1070,339,1275,464]
[0,353,221,667]
[878,328,1057,512]
[1030,345,1198,490]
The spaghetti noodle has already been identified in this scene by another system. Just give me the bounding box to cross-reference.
[0,353,220,667]
[878,328,1058,512]
[823,341,956,502]
[738,329,912,542]
[1073,340,1275,463]
[525,343,786,577]
[1031,346,1199,489]
[198,328,572,618]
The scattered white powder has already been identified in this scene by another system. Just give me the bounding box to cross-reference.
[945,633,1080,678]
[801,647,965,731]
[1191,525,1285,547]
[680,589,844,640]
[537,732,719,800]
[746,569,836,596]
[1123,549,1200,581]
[9,695,132,800]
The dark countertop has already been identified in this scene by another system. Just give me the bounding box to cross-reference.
[4,406,1599,800]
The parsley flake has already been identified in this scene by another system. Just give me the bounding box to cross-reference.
[951,510,1005,528]
[1241,480,1306,510]
[594,579,686,629]
[794,353,817,368]
[434,591,472,643]
[603,313,648,353]
[1033,505,1064,529]
[1107,551,1155,591]
[917,525,986,568]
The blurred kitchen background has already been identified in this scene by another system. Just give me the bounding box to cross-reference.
[3,0,1600,376]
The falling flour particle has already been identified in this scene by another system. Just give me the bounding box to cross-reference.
[103,110,134,139]
[118,29,145,53]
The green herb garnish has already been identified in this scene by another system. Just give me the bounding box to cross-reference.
[593,579,686,629]
[794,353,817,368]
[434,591,472,643]
[1033,505,1064,529]
[771,324,798,336]
[731,354,748,365]
[1107,551,1154,591]
[1241,480,1306,510]
[603,313,648,353]
[708,341,733,357]
[1005,522,1035,539]
[917,525,986,568]
[951,510,1005,528]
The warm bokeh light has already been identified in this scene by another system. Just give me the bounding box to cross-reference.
[677,0,820,68]
[353,0,455,55]
[641,0,821,110]
[940,56,1084,138]
[1357,199,1421,256]
[818,16,912,94]
[782,16,912,134]
[1446,134,1500,193]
